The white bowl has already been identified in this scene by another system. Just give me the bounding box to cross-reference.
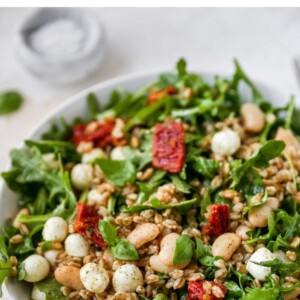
[14,8,106,85]
[0,70,290,299]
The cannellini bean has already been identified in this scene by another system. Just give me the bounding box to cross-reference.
[23,254,50,282]
[54,266,84,290]
[211,129,241,156]
[127,223,159,249]
[267,197,280,210]
[248,202,273,228]
[159,233,180,266]
[284,288,300,300]
[240,103,265,133]
[275,127,300,149]
[235,225,252,241]
[246,247,274,281]
[149,255,188,274]
[212,233,241,261]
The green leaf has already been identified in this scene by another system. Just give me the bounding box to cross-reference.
[170,175,191,194]
[231,141,285,186]
[224,281,244,298]
[153,294,169,300]
[95,158,136,186]
[41,118,72,141]
[190,156,219,179]
[177,58,187,77]
[111,239,139,261]
[17,262,26,281]
[257,259,300,278]
[242,287,279,300]
[87,92,101,120]
[98,220,117,247]
[0,91,23,115]
[173,235,194,264]
[41,241,52,252]
[195,237,211,260]
[35,278,66,300]
[0,237,12,298]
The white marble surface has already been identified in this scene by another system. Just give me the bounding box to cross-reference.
[0,7,300,171]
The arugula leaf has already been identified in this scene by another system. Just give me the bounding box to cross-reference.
[195,237,211,260]
[0,91,23,115]
[173,235,194,264]
[231,141,285,186]
[17,262,25,281]
[153,294,168,300]
[35,278,66,300]
[99,220,139,261]
[224,281,244,298]
[189,156,219,179]
[170,174,190,194]
[242,287,280,300]
[41,118,72,141]
[87,92,101,120]
[257,259,300,278]
[0,237,12,297]
[96,158,136,186]
[122,198,196,214]
[177,58,187,77]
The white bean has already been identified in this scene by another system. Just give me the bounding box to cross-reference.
[241,103,265,133]
[212,233,241,261]
[284,288,300,300]
[275,127,300,149]
[54,266,84,290]
[235,225,252,241]
[127,223,159,249]
[149,255,188,274]
[159,233,180,266]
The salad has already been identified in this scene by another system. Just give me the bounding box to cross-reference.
[1,59,300,300]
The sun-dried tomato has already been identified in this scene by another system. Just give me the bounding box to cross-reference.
[152,122,185,173]
[74,203,106,249]
[187,281,227,300]
[148,86,176,104]
[71,118,126,148]
[204,204,230,237]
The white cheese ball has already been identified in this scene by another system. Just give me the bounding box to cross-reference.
[246,247,274,281]
[80,263,110,293]
[211,129,241,156]
[113,264,143,293]
[42,153,60,170]
[31,286,46,300]
[82,149,106,163]
[64,233,90,257]
[24,254,50,282]
[44,250,60,267]
[87,189,106,206]
[110,147,126,160]
[42,217,68,242]
[273,250,289,262]
[71,163,94,190]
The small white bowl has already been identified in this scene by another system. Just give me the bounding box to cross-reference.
[14,8,106,85]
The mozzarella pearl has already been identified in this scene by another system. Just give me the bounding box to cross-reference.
[246,247,274,281]
[211,129,241,156]
[64,233,90,257]
[31,286,46,300]
[113,264,143,293]
[82,149,106,163]
[44,250,60,267]
[71,163,93,190]
[24,254,50,282]
[110,147,126,160]
[42,217,68,242]
[273,250,289,262]
[80,263,109,293]
[42,153,60,170]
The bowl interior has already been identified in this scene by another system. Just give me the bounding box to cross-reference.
[0,71,290,299]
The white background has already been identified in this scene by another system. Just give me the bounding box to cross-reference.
[0,8,300,171]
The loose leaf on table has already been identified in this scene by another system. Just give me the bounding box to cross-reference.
[95,158,136,186]
[173,235,194,264]
[0,91,23,115]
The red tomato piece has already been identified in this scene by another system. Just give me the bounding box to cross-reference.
[187,281,227,300]
[148,86,176,104]
[152,122,185,173]
[71,118,126,148]
[204,204,230,237]
[74,203,106,249]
